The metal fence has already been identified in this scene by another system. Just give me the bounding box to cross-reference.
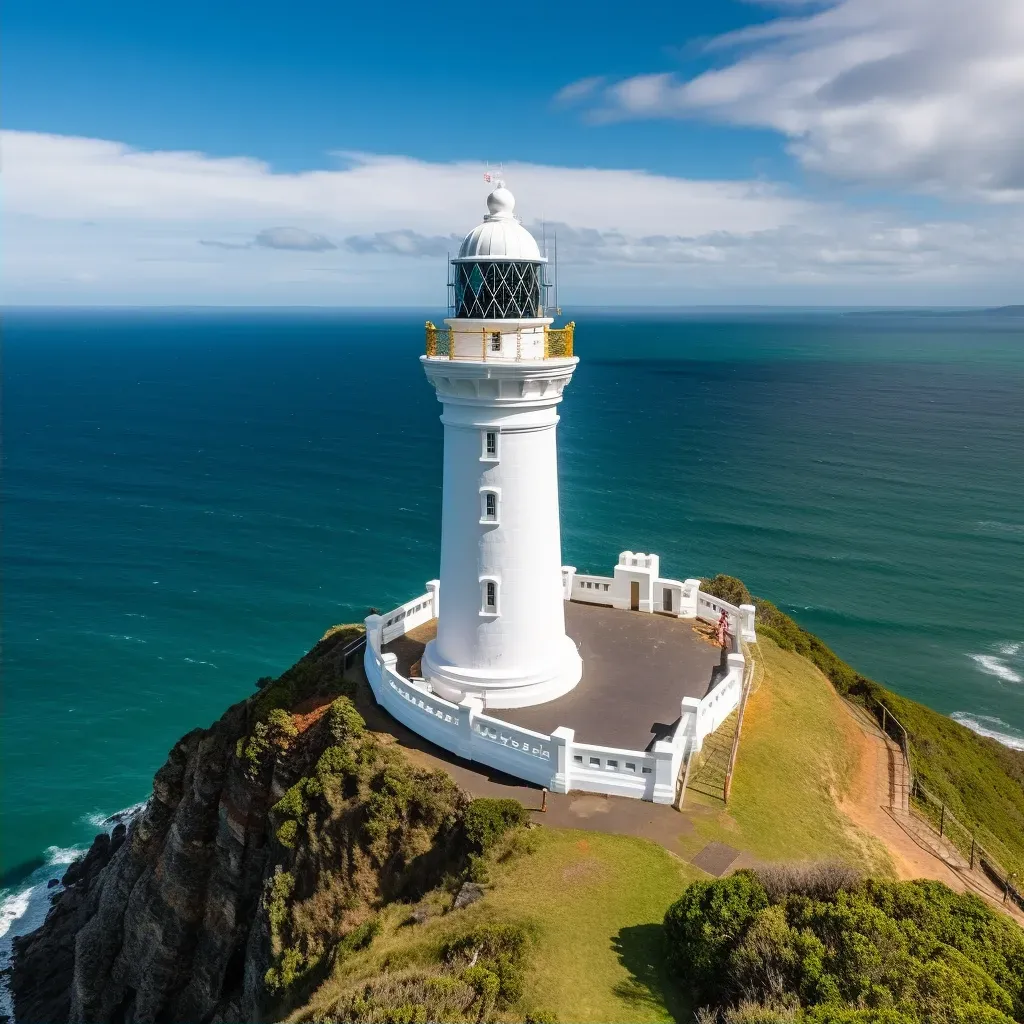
[868,694,1022,911]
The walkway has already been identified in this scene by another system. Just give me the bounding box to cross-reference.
[838,701,1024,924]
[381,601,723,751]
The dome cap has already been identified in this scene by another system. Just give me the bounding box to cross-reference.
[455,185,544,262]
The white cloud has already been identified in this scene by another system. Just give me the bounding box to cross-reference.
[2,129,1022,305]
[254,227,336,251]
[565,0,1024,201]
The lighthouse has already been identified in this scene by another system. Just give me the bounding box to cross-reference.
[419,183,582,709]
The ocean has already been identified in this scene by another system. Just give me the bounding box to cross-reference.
[2,307,1023,964]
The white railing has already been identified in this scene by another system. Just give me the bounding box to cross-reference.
[570,740,659,799]
[364,570,753,806]
[380,591,435,645]
[571,573,615,605]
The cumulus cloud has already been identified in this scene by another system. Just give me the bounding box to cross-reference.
[254,226,336,251]
[2,129,1022,305]
[561,0,1024,201]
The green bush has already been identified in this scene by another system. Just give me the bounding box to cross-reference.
[664,871,770,1000]
[664,873,1024,1023]
[276,819,298,848]
[702,575,753,608]
[463,797,529,853]
[328,696,365,743]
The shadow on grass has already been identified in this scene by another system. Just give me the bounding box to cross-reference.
[611,923,691,1023]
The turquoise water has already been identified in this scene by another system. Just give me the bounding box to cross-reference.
[3,308,1023,888]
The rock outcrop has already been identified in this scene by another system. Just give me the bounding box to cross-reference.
[11,625,468,1024]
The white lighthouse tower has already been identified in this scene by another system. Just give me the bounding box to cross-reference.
[419,183,581,709]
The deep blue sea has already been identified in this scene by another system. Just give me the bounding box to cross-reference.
[3,307,1023,954]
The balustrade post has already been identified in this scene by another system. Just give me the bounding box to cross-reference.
[426,579,440,619]
[651,740,676,805]
[457,696,482,762]
[549,726,574,793]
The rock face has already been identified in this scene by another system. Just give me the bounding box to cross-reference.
[14,701,270,1023]
[11,624,467,1024]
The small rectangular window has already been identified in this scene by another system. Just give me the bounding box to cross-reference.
[486,431,497,456]
[485,493,497,519]
[625,762,636,772]
[642,766,653,774]
[490,331,501,353]
[589,757,600,766]
[573,754,583,764]
[607,759,618,769]
[485,581,496,610]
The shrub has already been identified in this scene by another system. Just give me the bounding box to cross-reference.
[702,575,753,608]
[272,781,307,822]
[754,862,862,902]
[664,874,1024,1023]
[463,798,528,853]
[267,708,298,750]
[276,819,298,848]
[664,871,769,1000]
[328,696,365,743]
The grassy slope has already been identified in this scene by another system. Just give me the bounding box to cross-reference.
[683,638,892,874]
[703,576,1024,879]
[295,828,700,1024]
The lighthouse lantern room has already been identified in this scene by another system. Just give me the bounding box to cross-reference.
[419,183,582,709]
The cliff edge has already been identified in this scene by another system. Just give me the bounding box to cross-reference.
[12,625,469,1024]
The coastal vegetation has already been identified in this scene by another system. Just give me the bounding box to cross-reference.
[664,866,1024,1024]
[682,635,889,873]
[702,576,1024,879]
[14,596,1024,1024]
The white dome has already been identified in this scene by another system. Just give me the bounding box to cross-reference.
[457,187,543,261]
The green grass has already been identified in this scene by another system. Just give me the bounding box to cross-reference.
[294,827,701,1024]
[684,639,892,874]
[702,575,1024,880]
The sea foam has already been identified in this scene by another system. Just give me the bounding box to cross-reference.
[968,653,1023,684]
[951,712,1024,751]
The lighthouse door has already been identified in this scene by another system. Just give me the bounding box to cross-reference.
[630,581,640,611]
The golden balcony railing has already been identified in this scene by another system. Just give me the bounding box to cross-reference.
[544,322,574,359]
[425,321,453,357]
[424,321,575,361]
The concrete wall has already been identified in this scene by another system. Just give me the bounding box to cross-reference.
[366,564,753,805]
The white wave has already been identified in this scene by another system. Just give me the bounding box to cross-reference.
[0,875,64,1020]
[951,712,1024,751]
[999,642,1021,657]
[968,653,1023,684]
[183,657,218,668]
[45,844,87,866]
[0,799,148,1020]
[81,799,148,832]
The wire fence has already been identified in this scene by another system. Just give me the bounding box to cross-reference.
[866,694,1022,912]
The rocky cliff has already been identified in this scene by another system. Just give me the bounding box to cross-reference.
[12,625,470,1024]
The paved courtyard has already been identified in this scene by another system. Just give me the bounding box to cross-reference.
[382,600,724,751]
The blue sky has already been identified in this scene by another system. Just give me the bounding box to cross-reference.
[4,0,1023,305]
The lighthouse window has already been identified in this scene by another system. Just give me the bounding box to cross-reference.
[453,260,542,319]
[480,577,499,615]
[489,332,502,353]
[481,430,499,461]
[480,488,500,524]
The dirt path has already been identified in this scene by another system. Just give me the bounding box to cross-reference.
[838,707,964,885]
[838,703,1024,925]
